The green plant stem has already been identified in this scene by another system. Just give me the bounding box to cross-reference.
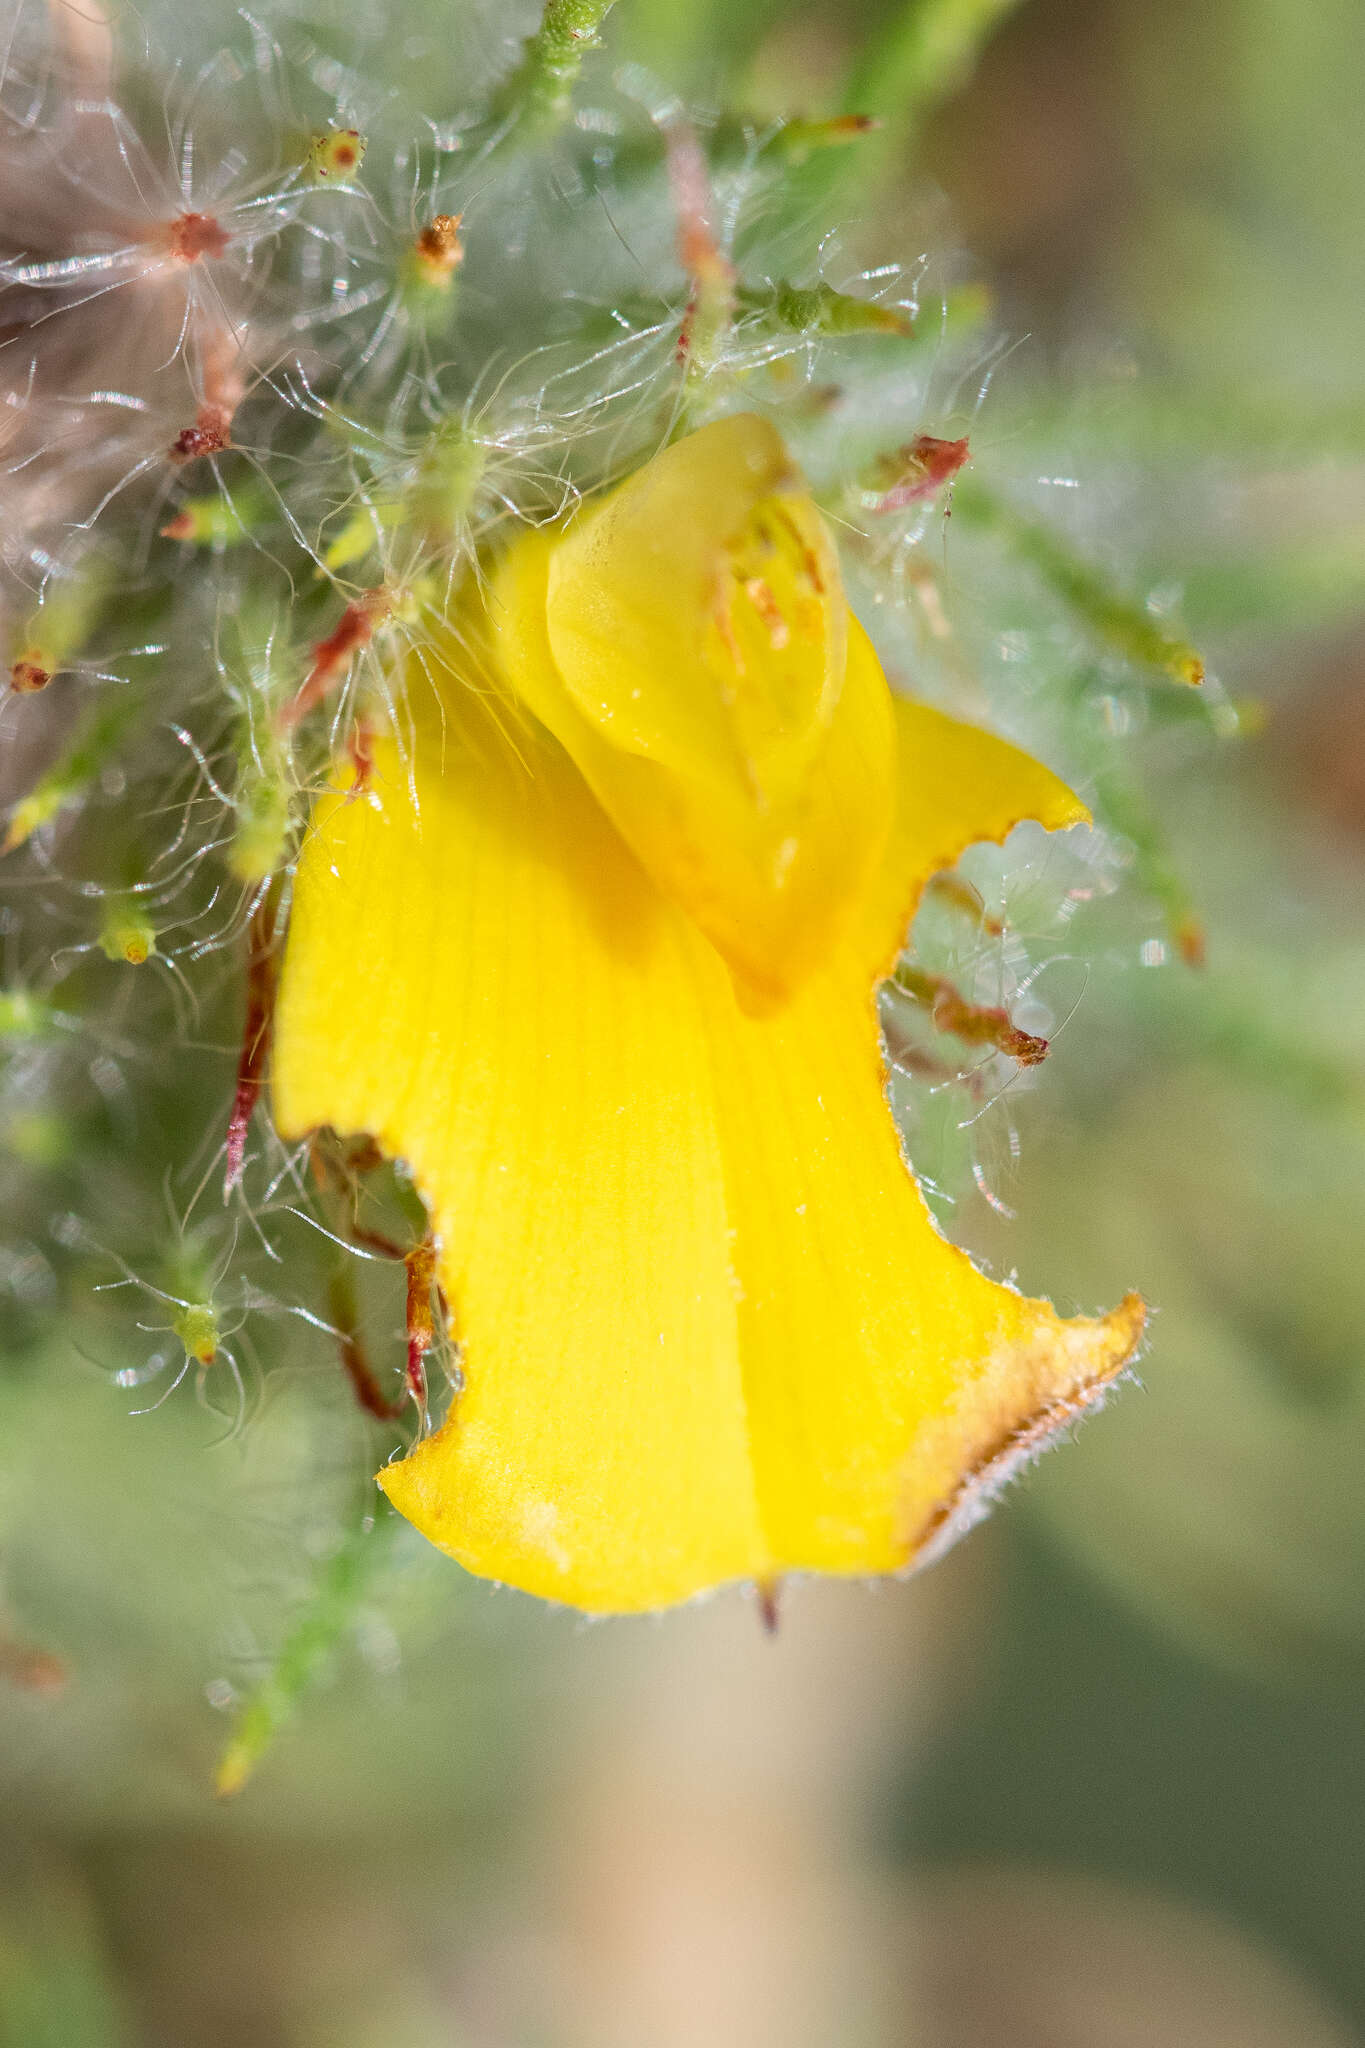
[1091,760,1205,965]
[736,278,914,336]
[955,477,1206,686]
[493,0,619,139]
[214,1501,397,1797]
[772,0,1026,250]
[840,0,1024,134]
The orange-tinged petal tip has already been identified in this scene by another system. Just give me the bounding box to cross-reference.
[905,1291,1146,1567]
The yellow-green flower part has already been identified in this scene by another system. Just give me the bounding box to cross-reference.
[272,414,1143,1614]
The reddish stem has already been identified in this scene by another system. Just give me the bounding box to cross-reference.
[925,872,1005,938]
[328,1267,405,1422]
[873,434,970,510]
[345,717,377,797]
[307,1128,442,1416]
[665,120,735,364]
[280,591,391,730]
[224,877,284,1196]
[404,1238,439,1404]
[894,964,1048,1067]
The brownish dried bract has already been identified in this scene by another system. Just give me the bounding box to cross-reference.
[9,652,53,693]
[169,402,233,464]
[873,434,971,511]
[413,213,464,281]
[164,210,230,263]
[893,962,1048,1067]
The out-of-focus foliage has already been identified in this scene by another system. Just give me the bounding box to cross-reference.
[3,0,1365,2041]
[912,0,1365,1680]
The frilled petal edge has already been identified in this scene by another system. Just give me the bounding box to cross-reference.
[272,680,1142,1611]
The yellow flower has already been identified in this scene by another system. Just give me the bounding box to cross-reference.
[272,414,1142,1613]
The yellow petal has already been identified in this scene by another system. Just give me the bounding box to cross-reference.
[275,684,765,1604]
[273,671,1141,1613]
[698,693,1141,1575]
[488,415,890,1004]
[847,695,1093,985]
[547,414,844,795]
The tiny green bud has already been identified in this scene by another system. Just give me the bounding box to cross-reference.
[761,114,879,167]
[1,1109,70,1168]
[160,486,269,548]
[173,1301,219,1366]
[3,785,66,854]
[0,990,50,1040]
[399,215,464,330]
[740,279,914,338]
[99,903,157,965]
[3,689,142,854]
[7,558,111,693]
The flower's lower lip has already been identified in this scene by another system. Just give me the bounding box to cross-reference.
[272,559,1125,1613]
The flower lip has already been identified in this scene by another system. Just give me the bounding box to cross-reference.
[544,414,844,790]
[488,413,888,1006]
[271,488,1141,1615]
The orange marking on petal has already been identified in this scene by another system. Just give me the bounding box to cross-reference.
[743,576,789,650]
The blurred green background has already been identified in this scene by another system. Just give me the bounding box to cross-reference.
[4,0,1365,2041]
